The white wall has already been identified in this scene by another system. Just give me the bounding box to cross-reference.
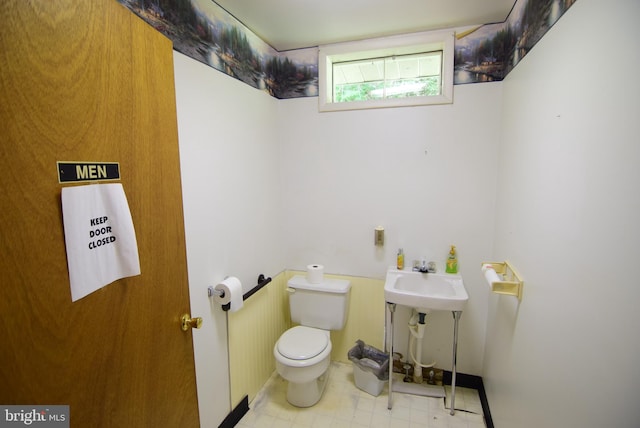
[485,0,640,426]
[278,83,503,375]
[173,1,640,422]
[173,52,285,427]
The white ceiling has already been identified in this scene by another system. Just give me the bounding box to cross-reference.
[214,0,516,51]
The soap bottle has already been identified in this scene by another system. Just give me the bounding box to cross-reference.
[445,245,458,274]
[397,248,404,270]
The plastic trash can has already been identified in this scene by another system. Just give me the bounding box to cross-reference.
[348,340,389,396]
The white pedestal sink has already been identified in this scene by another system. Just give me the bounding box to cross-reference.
[384,268,468,312]
[383,268,468,415]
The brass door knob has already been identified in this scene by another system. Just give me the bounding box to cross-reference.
[181,314,203,331]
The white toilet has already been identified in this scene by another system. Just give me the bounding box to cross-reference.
[273,275,351,407]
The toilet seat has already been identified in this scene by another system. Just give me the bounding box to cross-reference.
[277,326,328,360]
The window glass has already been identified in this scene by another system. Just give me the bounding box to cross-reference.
[332,52,442,102]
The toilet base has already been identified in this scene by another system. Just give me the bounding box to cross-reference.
[286,366,330,407]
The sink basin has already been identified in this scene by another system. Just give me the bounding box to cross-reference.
[384,268,468,312]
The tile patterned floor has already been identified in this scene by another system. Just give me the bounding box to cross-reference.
[238,361,486,428]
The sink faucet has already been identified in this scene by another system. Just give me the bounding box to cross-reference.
[413,259,436,273]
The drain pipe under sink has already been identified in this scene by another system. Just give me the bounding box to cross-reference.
[408,311,436,383]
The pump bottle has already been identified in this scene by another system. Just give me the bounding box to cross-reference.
[397,248,404,270]
[445,245,458,274]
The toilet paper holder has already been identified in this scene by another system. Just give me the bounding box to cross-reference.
[481,261,524,301]
[208,274,272,311]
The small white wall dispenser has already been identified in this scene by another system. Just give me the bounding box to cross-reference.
[374,226,384,246]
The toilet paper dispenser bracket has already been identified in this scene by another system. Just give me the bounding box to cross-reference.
[209,274,272,311]
[481,261,524,301]
[208,286,225,298]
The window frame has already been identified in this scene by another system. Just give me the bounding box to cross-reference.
[319,30,455,112]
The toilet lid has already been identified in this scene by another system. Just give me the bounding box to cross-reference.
[277,326,328,360]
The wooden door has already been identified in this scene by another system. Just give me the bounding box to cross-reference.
[0,1,200,426]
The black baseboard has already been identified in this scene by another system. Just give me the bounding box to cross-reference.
[218,395,249,428]
[443,371,494,428]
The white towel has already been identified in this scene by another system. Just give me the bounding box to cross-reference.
[61,183,141,302]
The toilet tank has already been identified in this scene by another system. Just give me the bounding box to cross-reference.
[287,275,351,330]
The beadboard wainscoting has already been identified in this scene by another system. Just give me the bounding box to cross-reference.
[228,273,290,407]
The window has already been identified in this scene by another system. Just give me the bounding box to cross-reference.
[332,52,443,102]
[319,31,454,112]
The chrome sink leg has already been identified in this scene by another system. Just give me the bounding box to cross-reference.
[387,302,396,410]
[450,310,462,415]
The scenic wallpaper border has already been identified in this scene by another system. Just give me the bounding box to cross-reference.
[454,0,577,84]
[118,0,577,98]
[118,0,318,99]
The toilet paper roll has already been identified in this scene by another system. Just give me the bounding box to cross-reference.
[482,264,502,288]
[306,264,324,284]
[214,276,243,312]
